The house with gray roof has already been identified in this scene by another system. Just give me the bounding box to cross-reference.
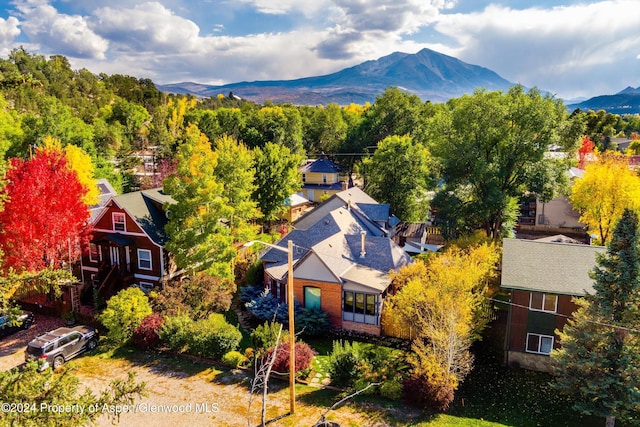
[299,157,350,202]
[260,187,411,335]
[80,188,176,302]
[501,237,605,371]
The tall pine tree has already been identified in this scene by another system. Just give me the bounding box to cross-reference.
[552,208,640,427]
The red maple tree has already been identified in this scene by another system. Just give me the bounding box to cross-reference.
[577,135,595,168]
[0,148,91,272]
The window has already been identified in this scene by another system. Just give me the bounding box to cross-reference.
[137,249,152,270]
[343,291,378,324]
[304,287,321,310]
[138,282,154,294]
[322,173,327,184]
[302,173,306,183]
[89,243,101,263]
[526,333,554,355]
[113,212,126,231]
[529,293,558,313]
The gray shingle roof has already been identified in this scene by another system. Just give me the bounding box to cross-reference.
[262,188,412,292]
[501,238,605,296]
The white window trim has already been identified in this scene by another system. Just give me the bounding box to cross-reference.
[529,292,558,313]
[138,281,154,294]
[137,249,152,270]
[113,212,126,232]
[526,333,554,355]
[89,243,102,263]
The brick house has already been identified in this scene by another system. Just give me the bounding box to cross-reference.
[260,187,411,335]
[501,237,605,371]
[80,188,176,302]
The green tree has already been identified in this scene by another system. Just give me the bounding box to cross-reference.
[98,287,152,345]
[430,85,584,239]
[163,124,235,278]
[212,135,260,241]
[552,209,640,427]
[252,142,302,223]
[0,362,145,427]
[359,135,432,221]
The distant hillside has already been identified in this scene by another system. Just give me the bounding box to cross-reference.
[568,86,640,114]
[157,48,515,105]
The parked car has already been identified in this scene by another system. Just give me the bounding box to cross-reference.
[25,325,99,370]
[0,311,34,338]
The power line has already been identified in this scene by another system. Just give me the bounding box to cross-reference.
[489,297,640,334]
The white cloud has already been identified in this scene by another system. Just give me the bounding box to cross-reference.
[0,17,21,55]
[14,0,108,59]
[92,2,203,53]
[432,0,640,98]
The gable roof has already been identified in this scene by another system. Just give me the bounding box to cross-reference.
[106,188,175,246]
[299,158,342,174]
[501,238,605,296]
[89,178,118,222]
[262,188,412,292]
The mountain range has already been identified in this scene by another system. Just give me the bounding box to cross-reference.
[157,49,639,113]
[157,48,514,105]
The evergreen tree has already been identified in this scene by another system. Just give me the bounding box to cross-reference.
[552,208,640,427]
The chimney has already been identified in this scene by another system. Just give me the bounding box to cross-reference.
[360,230,366,258]
[341,181,348,191]
[348,200,351,211]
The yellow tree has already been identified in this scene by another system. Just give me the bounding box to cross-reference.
[43,136,99,206]
[385,243,499,410]
[570,154,640,245]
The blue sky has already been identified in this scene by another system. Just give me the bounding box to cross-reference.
[0,0,637,100]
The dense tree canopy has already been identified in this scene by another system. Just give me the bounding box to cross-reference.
[429,85,584,239]
[359,135,432,222]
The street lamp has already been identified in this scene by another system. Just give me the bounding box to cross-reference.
[244,239,296,415]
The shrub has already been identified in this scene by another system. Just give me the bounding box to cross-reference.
[132,313,165,350]
[294,307,330,337]
[402,374,455,411]
[328,340,361,388]
[263,341,316,375]
[244,290,288,323]
[250,321,288,352]
[159,314,193,352]
[159,313,241,360]
[222,350,246,368]
[98,287,152,345]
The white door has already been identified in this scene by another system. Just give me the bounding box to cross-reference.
[109,246,120,266]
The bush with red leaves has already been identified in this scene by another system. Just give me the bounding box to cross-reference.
[402,374,455,411]
[263,341,316,375]
[132,313,165,350]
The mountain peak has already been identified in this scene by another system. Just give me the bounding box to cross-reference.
[157,49,515,105]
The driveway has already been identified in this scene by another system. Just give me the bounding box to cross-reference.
[0,313,65,371]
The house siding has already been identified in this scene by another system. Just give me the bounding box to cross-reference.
[294,279,343,329]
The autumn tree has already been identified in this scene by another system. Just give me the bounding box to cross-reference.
[577,135,595,168]
[552,209,640,427]
[212,135,260,241]
[0,147,90,272]
[570,154,640,245]
[430,85,584,239]
[43,136,99,205]
[359,135,432,222]
[252,142,302,223]
[163,124,235,278]
[385,243,499,409]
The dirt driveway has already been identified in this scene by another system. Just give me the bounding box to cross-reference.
[1,316,410,426]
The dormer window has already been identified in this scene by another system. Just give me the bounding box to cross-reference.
[113,212,126,232]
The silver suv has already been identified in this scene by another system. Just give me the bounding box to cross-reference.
[25,325,98,370]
